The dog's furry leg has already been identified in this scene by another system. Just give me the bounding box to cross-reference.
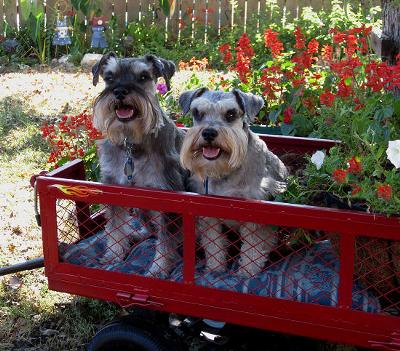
[199,217,228,273]
[100,205,132,264]
[237,223,277,278]
[146,210,180,278]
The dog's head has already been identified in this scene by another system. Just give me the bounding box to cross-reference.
[92,53,175,145]
[179,88,264,179]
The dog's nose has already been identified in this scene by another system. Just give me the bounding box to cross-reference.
[202,128,218,142]
[113,87,129,100]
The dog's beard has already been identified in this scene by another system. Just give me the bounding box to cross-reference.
[180,126,248,180]
[93,91,163,145]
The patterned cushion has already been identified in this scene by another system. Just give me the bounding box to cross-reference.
[60,222,380,313]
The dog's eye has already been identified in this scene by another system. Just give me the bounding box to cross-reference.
[192,108,204,121]
[104,76,113,84]
[139,73,150,82]
[225,109,237,122]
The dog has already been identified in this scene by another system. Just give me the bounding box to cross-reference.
[179,88,288,278]
[92,52,185,277]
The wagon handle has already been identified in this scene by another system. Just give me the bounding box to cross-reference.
[30,171,47,227]
[0,257,45,276]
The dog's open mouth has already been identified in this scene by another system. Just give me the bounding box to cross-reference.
[115,105,137,122]
[202,146,221,160]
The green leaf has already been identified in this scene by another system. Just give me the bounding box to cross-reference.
[374,109,384,122]
[394,99,400,117]
[71,0,80,10]
[344,77,352,86]
[268,108,281,123]
[19,0,41,20]
[383,106,394,119]
[159,0,171,16]
[292,114,314,136]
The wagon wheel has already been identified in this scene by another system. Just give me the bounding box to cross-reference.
[87,322,171,351]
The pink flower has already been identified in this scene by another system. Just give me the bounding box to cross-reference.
[156,83,168,95]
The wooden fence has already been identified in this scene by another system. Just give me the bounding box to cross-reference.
[1,0,381,41]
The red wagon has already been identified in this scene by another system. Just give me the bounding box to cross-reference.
[35,134,400,350]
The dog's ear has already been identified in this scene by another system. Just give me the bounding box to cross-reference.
[179,88,209,115]
[145,54,176,91]
[232,88,264,123]
[92,52,117,86]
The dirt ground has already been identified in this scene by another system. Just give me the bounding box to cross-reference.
[0,67,360,351]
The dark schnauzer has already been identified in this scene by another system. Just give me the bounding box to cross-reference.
[92,53,185,277]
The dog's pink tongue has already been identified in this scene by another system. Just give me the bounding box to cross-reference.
[202,146,220,159]
[116,108,134,119]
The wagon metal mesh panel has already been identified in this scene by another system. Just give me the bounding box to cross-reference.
[38,141,400,349]
[352,236,400,316]
[53,197,399,314]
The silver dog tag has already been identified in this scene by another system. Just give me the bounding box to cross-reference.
[124,158,134,181]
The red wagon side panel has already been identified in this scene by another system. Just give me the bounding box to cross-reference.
[37,135,400,350]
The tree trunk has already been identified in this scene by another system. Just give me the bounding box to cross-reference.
[382,0,400,63]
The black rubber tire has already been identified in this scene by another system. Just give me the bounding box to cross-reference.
[87,322,170,351]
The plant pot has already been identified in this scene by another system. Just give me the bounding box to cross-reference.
[250,125,282,135]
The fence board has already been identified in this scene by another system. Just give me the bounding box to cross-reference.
[127,0,140,23]
[218,0,230,31]
[309,0,322,11]
[2,0,382,39]
[246,0,260,32]
[140,0,155,25]
[0,0,3,33]
[113,0,127,27]
[45,0,59,30]
[286,0,299,18]
[206,0,217,29]
[4,0,17,28]
[168,0,181,40]
[234,0,246,31]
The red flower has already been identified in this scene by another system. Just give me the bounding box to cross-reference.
[234,33,254,83]
[347,156,362,174]
[377,184,392,201]
[264,29,284,58]
[321,45,333,62]
[351,184,362,196]
[353,98,365,111]
[333,169,347,183]
[283,107,294,124]
[320,90,336,107]
[307,39,319,55]
[219,43,233,65]
[292,77,306,87]
[294,27,305,49]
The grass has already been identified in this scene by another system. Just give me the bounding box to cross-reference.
[0,97,120,350]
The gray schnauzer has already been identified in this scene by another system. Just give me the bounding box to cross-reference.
[92,52,185,277]
[179,88,288,278]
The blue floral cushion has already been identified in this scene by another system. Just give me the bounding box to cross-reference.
[60,221,380,313]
